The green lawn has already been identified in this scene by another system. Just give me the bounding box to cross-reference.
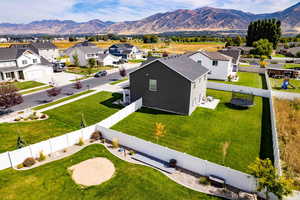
[273,54,287,58]
[128,59,144,63]
[113,90,273,173]
[33,90,95,110]
[283,64,300,70]
[270,78,300,93]
[0,92,122,153]
[0,145,221,200]
[20,86,52,95]
[110,78,129,85]
[13,81,45,91]
[66,66,115,76]
[210,72,267,89]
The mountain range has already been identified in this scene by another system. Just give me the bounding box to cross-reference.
[0,2,300,35]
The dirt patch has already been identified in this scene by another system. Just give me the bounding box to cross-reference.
[69,157,115,186]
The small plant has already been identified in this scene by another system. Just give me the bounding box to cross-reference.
[47,87,61,97]
[90,130,102,141]
[77,137,84,146]
[74,81,82,89]
[154,122,166,143]
[38,151,46,162]
[63,148,68,153]
[112,138,119,149]
[101,138,106,144]
[16,163,24,169]
[129,150,135,155]
[16,136,26,149]
[14,117,21,121]
[40,114,47,119]
[199,177,210,185]
[23,157,36,167]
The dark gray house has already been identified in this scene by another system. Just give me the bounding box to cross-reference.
[130,55,209,115]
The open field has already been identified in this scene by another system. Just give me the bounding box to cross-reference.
[0,144,221,200]
[209,72,267,89]
[283,64,300,69]
[0,92,122,153]
[274,98,300,189]
[270,78,300,93]
[113,89,273,173]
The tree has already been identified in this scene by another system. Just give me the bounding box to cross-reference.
[69,37,77,42]
[233,35,243,46]
[251,39,273,57]
[246,19,281,48]
[154,122,166,143]
[16,136,26,149]
[248,158,293,200]
[47,87,61,97]
[0,84,23,110]
[88,58,96,68]
[80,113,87,128]
[143,35,158,43]
[74,80,82,89]
[119,67,127,77]
[72,54,79,66]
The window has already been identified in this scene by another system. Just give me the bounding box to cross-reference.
[149,79,157,91]
[5,72,11,78]
[212,60,218,66]
[33,59,38,63]
[22,60,28,65]
[197,60,202,65]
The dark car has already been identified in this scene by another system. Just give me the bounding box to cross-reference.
[53,63,65,72]
[94,70,107,77]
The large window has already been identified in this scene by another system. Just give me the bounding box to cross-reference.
[197,60,202,65]
[22,60,28,65]
[33,59,38,63]
[149,79,157,91]
[212,60,218,66]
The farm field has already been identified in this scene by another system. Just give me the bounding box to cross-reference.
[113,89,273,173]
[0,144,221,200]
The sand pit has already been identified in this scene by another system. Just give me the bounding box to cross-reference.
[69,157,115,186]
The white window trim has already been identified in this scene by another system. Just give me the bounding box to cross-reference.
[149,79,157,91]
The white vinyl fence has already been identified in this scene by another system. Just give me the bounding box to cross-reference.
[0,98,142,170]
[207,81,271,98]
[96,126,257,193]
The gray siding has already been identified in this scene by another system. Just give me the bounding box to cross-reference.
[130,61,192,115]
[188,75,207,115]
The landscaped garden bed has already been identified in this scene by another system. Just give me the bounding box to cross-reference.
[0,92,123,153]
[0,144,221,200]
[270,78,300,93]
[112,89,273,173]
[209,72,267,89]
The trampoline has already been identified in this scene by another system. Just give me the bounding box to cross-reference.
[230,91,255,108]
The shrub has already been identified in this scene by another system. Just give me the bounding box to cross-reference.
[47,87,61,97]
[14,117,21,121]
[38,151,46,161]
[77,137,84,146]
[129,150,135,155]
[199,177,210,185]
[40,114,47,119]
[16,163,24,169]
[23,157,36,167]
[74,81,82,89]
[112,138,119,148]
[90,131,102,141]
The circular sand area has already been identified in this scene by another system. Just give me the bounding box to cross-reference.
[69,157,115,186]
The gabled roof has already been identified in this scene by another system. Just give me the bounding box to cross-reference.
[198,51,232,61]
[285,47,300,55]
[110,43,134,49]
[218,49,241,64]
[132,54,209,82]
[31,42,57,50]
[0,48,28,60]
[66,46,104,55]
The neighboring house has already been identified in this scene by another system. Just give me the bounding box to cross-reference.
[189,50,235,81]
[64,46,106,66]
[109,43,143,60]
[0,48,53,83]
[130,55,209,115]
[279,47,300,57]
[10,41,59,62]
[227,46,254,55]
[97,54,121,66]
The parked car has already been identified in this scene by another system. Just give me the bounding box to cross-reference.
[53,63,65,73]
[94,70,107,77]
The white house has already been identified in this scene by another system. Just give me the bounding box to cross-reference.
[108,43,144,60]
[0,48,53,83]
[98,54,121,66]
[189,50,237,81]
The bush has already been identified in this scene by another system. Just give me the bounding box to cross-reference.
[112,138,119,149]
[74,81,82,89]
[38,151,46,161]
[23,157,36,167]
[77,137,84,146]
[129,150,135,155]
[199,177,210,185]
[40,114,47,119]
[16,163,24,169]
[90,131,102,141]
[14,117,21,121]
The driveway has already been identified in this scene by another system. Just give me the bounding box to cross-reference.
[49,72,83,86]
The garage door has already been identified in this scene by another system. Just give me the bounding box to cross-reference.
[26,70,44,81]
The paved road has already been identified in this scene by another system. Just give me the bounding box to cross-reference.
[10,68,137,112]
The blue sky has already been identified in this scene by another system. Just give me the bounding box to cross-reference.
[0,0,299,23]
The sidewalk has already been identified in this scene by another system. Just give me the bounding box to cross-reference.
[272,90,300,100]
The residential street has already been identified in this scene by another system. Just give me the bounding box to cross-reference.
[10,68,137,112]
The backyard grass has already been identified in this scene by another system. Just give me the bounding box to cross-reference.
[283,64,300,69]
[274,98,300,189]
[270,78,300,93]
[66,66,115,76]
[110,78,129,85]
[209,72,267,89]
[0,144,221,200]
[113,89,273,173]
[128,59,145,63]
[0,92,122,153]
[20,85,52,95]
[33,90,95,110]
[13,81,45,90]
[273,54,287,58]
